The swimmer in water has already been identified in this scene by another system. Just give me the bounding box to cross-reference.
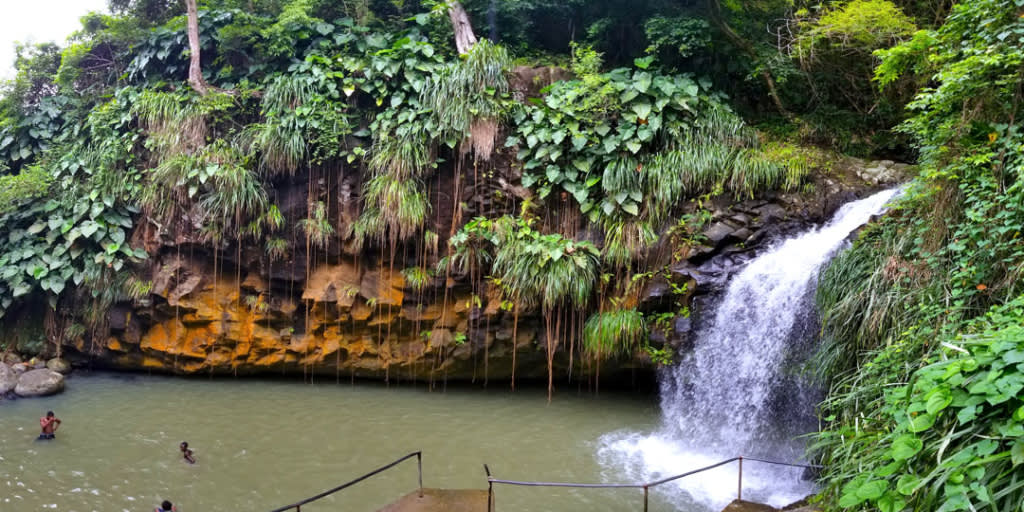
[156,499,177,511]
[38,411,61,440]
[180,441,195,464]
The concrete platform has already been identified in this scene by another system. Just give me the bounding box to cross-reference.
[722,500,778,512]
[376,488,491,512]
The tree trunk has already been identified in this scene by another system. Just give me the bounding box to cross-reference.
[447,1,479,55]
[186,0,209,96]
[706,0,792,119]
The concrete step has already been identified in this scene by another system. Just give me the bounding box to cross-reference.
[377,488,490,512]
[721,499,820,512]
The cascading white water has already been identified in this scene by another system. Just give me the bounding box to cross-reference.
[597,188,900,511]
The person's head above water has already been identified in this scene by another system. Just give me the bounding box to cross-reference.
[46,411,54,418]
[160,500,173,511]
[180,441,188,450]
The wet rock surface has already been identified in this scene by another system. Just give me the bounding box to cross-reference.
[0,363,17,394]
[46,358,71,374]
[34,154,910,385]
[14,369,65,397]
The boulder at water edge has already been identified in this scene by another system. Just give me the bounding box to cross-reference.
[46,358,71,374]
[15,369,65,397]
[0,363,18,394]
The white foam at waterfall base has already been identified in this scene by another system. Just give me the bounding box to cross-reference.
[597,188,901,511]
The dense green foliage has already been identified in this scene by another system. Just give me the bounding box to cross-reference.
[813,1,1024,510]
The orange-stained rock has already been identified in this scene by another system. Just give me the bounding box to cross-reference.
[360,269,405,306]
[64,255,627,384]
[402,303,443,321]
[107,338,125,352]
[241,272,268,292]
[351,301,373,321]
[303,261,362,306]
[368,309,397,326]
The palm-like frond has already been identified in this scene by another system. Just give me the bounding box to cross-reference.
[299,201,335,250]
[421,39,511,159]
[602,220,657,267]
[369,130,433,181]
[492,226,600,311]
[132,90,207,157]
[583,308,646,358]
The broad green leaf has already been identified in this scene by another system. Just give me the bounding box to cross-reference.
[1004,349,1024,363]
[601,201,615,216]
[876,460,903,477]
[1012,440,1024,466]
[957,404,977,424]
[313,22,334,36]
[634,56,654,69]
[545,165,561,183]
[80,221,100,238]
[572,158,591,173]
[625,140,642,154]
[896,474,920,495]
[570,184,589,203]
[891,435,923,461]
[110,228,126,246]
[622,202,639,216]
[925,387,953,415]
[838,491,865,508]
[12,282,31,297]
[48,277,65,295]
[633,72,652,93]
[856,480,888,500]
[877,493,906,512]
[631,102,652,120]
[637,126,654,142]
[907,413,936,432]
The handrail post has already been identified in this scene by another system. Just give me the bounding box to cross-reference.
[643,486,649,512]
[417,452,424,498]
[485,464,493,512]
[737,456,743,501]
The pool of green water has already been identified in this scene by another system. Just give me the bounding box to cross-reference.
[0,373,662,512]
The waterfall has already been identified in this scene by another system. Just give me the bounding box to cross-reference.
[597,188,901,511]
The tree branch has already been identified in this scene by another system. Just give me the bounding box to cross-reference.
[447,1,479,55]
[186,0,209,96]
[706,0,792,119]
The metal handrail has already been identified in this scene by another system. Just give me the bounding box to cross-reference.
[269,451,424,512]
[485,456,822,512]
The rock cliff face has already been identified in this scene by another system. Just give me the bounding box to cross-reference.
[41,153,904,387]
